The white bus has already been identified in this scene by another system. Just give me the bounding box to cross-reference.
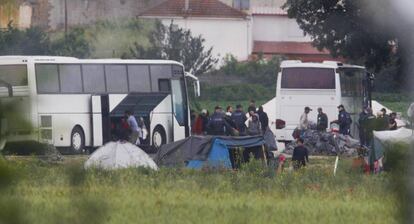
[274,60,373,141]
[0,56,199,152]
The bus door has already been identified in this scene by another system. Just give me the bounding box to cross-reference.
[170,78,188,141]
[91,94,111,147]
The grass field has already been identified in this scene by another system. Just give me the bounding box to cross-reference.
[0,156,402,224]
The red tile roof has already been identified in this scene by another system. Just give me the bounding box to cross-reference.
[253,41,330,55]
[139,0,248,18]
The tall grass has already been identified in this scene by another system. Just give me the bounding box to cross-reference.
[0,156,400,224]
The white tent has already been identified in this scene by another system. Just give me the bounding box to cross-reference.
[85,141,158,170]
[371,128,414,164]
[373,127,414,144]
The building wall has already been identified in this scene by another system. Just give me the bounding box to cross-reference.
[0,0,33,29]
[48,0,164,30]
[252,15,310,42]
[159,17,252,62]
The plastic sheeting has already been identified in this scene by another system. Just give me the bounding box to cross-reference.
[285,129,359,156]
[372,128,414,162]
[155,135,266,167]
[85,141,158,170]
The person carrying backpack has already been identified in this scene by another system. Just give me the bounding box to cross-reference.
[337,105,352,135]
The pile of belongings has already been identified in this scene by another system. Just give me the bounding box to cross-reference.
[285,128,359,156]
[85,141,159,170]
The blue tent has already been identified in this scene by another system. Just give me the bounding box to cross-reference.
[187,139,232,169]
[154,136,266,169]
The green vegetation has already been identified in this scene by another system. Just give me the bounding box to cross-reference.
[125,21,218,76]
[373,93,413,116]
[192,99,268,114]
[200,84,273,101]
[0,156,402,224]
[78,19,157,58]
[283,0,412,90]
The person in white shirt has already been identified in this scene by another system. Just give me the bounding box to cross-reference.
[299,107,312,134]
[125,110,142,145]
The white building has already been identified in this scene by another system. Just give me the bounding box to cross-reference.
[140,0,252,62]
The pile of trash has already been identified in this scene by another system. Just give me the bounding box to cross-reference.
[285,129,360,156]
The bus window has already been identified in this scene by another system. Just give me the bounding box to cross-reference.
[339,68,364,97]
[82,65,105,93]
[36,64,59,93]
[171,79,185,126]
[281,68,335,89]
[128,65,151,92]
[0,65,27,86]
[150,65,172,92]
[59,65,82,93]
[105,65,128,93]
[158,79,171,92]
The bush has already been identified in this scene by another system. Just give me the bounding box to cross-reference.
[219,54,283,88]
[200,84,274,101]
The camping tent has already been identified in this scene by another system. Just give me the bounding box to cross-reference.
[154,135,266,169]
[372,127,414,162]
[85,141,158,170]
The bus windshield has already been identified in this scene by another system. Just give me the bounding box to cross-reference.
[0,65,28,86]
[281,67,335,89]
[338,67,365,97]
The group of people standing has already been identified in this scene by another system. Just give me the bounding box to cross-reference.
[116,111,148,145]
[192,100,269,137]
[298,104,352,136]
[358,107,397,147]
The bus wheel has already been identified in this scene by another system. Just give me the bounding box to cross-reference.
[152,126,166,150]
[70,126,85,154]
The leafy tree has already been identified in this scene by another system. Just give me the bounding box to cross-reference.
[283,1,396,70]
[0,24,92,58]
[127,21,218,76]
[0,23,50,55]
[283,0,414,89]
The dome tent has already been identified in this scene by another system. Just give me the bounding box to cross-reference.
[154,135,266,169]
[85,141,158,170]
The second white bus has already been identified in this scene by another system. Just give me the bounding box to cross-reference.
[274,60,373,141]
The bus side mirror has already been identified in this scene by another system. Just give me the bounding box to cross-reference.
[185,72,200,97]
[194,80,200,97]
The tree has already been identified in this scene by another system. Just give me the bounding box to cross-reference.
[283,0,396,71]
[50,27,93,58]
[0,24,92,58]
[127,21,218,76]
[0,23,50,55]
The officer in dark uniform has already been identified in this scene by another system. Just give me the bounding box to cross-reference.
[207,106,226,136]
[337,105,352,135]
[231,104,248,136]
[317,107,328,132]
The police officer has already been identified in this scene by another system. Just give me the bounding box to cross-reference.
[207,106,226,136]
[316,107,328,132]
[337,105,352,135]
[231,104,248,136]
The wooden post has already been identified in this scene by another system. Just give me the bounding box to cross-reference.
[261,145,267,166]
